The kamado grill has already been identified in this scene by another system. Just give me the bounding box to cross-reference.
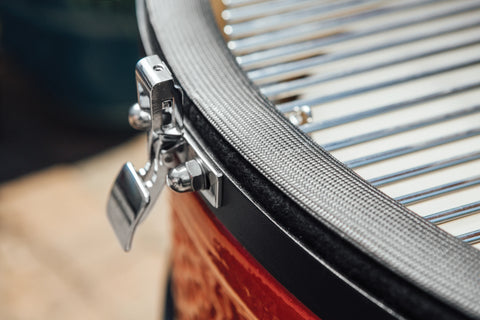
[107,1,480,319]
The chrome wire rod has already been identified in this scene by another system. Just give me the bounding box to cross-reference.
[395,176,480,205]
[426,201,480,224]
[276,57,480,113]
[226,0,379,39]
[298,81,480,130]
[344,128,480,169]
[228,0,435,52]
[241,4,480,70]
[222,0,269,8]
[457,229,480,245]
[322,105,480,152]
[369,151,480,187]
[229,0,476,53]
[222,0,320,23]
[258,24,480,96]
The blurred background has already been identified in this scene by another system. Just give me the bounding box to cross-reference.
[0,1,170,319]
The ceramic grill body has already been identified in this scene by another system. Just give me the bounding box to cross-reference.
[107,1,480,319]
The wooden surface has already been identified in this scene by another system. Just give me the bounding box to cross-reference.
[0,137,171,320]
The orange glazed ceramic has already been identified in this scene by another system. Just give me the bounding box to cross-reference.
[169,190,320,320]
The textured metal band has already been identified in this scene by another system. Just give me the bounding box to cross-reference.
[145,0,480,318]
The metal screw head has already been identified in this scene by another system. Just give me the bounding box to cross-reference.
[128,103,151,130]
[153,64,164,72]
[166,164,191,192]
[186,159,209,191]
[285,105,312,126]
[166,158,208,193]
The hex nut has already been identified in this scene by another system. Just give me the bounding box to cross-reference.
[185,159,208,191]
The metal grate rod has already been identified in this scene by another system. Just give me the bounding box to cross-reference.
[226,0,382,39]
[258,25,480,96]
[457,229,480,244]
[395,176,480,205]
[322,105,480,151]
[222,0,270,8]
[229,1,478,53]
[298,81,480,130]
[241,7,480,70]
[344,128,480,168]
[222,0,320,23]
[277,57,480,112]
[426,201,480,224]
[369,151,480,187]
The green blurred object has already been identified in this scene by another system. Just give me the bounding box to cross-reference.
[0,0,139,130]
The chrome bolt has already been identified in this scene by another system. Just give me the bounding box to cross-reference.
[128,103,151,130]
[285,105,312,126]
[166,158,209,193]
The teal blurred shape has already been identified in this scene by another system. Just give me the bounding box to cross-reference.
[0,0,139,130]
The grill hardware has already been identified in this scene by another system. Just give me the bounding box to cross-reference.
[107,55,222,251]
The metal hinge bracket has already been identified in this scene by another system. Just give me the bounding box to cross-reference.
[107,55,222,251]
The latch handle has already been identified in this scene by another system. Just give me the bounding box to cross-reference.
[106,55,222,251]
[107,55,183,251]
[107,162,167,251]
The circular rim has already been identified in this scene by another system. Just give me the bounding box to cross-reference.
[142,0,480,318]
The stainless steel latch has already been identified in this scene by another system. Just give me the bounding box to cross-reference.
[107,55,222,251]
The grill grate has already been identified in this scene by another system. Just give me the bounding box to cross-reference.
[220,0,480,248]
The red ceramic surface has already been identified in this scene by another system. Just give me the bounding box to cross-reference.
[169,190,320,320]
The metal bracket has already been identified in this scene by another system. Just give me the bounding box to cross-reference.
[184,130,223,209]
[107,55,222,251]
[107,55,183,251]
